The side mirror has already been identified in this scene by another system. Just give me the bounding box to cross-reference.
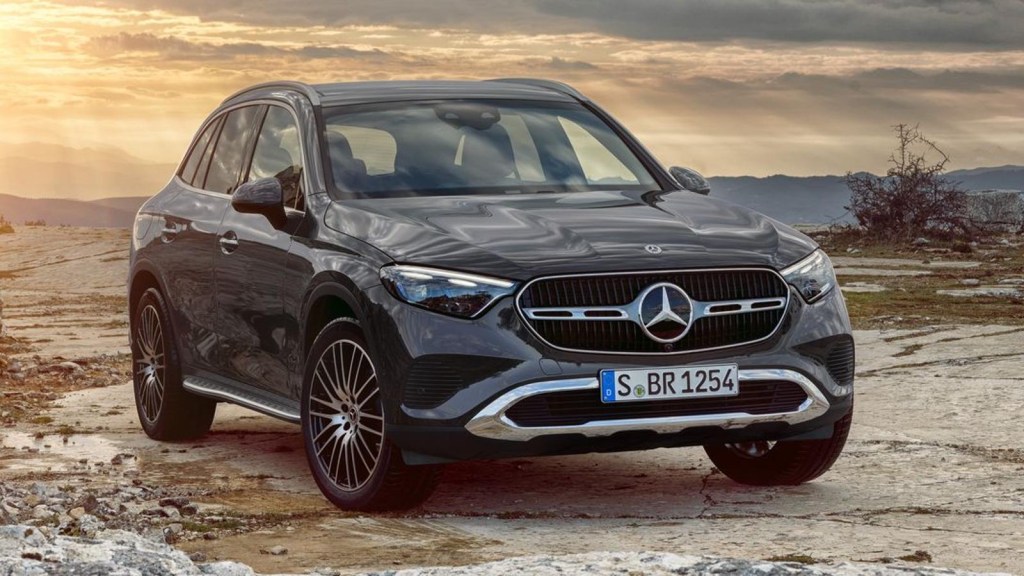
[232,178,286,229]
[669,166,711,195]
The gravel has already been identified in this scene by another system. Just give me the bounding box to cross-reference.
[0,528,1011,576]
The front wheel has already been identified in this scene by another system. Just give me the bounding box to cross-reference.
[704,409,852,486]
[301,319,441,511]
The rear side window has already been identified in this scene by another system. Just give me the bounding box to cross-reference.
[179,120,218,186]
[205,106,259,194]
[248,106,304,210]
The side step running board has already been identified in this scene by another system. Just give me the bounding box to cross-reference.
[183,376,301,423]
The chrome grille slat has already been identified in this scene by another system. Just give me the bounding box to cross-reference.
[517,268,790,355]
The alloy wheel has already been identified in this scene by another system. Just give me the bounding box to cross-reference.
[308,339,385,492]
[134,304,165,423]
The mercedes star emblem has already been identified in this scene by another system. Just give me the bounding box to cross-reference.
[637,282,693,343]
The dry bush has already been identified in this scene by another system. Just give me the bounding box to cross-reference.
[845,124,969,240]
[0,214,14,234]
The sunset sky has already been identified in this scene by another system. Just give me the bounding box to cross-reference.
[1,0,1023,199]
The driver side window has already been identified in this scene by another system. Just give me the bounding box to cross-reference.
[249,106,305,211]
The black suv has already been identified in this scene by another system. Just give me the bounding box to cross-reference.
[128,79,855,511]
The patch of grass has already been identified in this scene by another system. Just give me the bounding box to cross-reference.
[892,343,924,357]
[30,416,54,425]
[899,550,933,563]
[767,553,821,565]
[181,521,213,533]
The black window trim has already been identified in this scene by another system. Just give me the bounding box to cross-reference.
[175,100,308,212]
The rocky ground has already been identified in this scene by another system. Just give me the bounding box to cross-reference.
[1,226,1023,575]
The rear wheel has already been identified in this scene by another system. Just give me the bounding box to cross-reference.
[704,409,853,486]
[301,319,441,511]
[132,288,216,440]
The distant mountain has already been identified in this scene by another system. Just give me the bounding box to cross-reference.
[89,196,149,214]
[0,143,175,202]
[0,159,1020,227]
[709,165,1023,225]
[0,194,141,228]
[947,165,1024,191]
[709,175,853,225]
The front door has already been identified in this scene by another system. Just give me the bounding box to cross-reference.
[215,105,307,395]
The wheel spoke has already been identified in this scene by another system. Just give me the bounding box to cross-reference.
[311,395,337,410]
[306,337,384,493]
[313,422,338,444]
[357,386,379,409]
[357,422,382,437]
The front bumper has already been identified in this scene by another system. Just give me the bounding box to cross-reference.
[465,368,829,441]
[360,282,854,462]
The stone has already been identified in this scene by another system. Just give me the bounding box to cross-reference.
[159,496,190,509]
[68,507,86,520]
[77,514,103,536]
[260,544,288,556]
[913,237,930,246]
[960,278,981,286]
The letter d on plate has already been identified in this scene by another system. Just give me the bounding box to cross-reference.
[601,371,616,403]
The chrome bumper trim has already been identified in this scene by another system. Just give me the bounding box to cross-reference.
[464,368,830,441]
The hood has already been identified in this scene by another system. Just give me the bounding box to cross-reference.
[324,190,817,281]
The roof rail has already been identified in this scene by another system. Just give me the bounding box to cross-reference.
[489,78,588,101]
[221,81,322,106]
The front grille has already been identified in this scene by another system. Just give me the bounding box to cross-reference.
[825,337,856,388]
[519,269,789,354]
[505,380,808,427]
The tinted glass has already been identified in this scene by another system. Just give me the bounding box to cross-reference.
[192,117,222,189]
[179,120,217,185]
[205,106,258,194]
[248,106,304,210]
[323,100,656,197]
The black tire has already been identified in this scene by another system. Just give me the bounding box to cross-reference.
[301,318,441,511]
[704,409,853,486]
[131,288,216,440]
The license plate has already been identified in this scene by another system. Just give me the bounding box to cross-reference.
[599,365,739,403]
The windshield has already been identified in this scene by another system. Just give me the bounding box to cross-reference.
[323,100,658,198]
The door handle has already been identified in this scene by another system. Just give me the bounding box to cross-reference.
[160,222,183,243]
[219,230,239,254]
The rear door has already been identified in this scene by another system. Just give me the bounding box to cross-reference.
[214,104,306,395]
[154,105,263,373]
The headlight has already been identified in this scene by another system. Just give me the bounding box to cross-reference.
[380,265,517,318]
[781,250,837,303]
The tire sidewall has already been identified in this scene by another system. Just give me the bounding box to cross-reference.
[132,288,183,437]
[301,318,396,509]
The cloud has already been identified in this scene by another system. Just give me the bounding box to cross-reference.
[83,0,1024,48]
[543,57,598,71]
[84,32,391,61]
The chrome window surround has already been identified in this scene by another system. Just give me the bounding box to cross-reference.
[464,368,830,441]
[515,268,792,356]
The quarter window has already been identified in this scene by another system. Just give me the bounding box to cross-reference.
[205,106,259,194]
[179,120,218,186]
[249,106,305,211]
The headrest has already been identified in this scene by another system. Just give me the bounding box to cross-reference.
[460,125,516,182]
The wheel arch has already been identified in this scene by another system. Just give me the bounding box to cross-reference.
[128,262,167,346]
[302,274,366,362]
